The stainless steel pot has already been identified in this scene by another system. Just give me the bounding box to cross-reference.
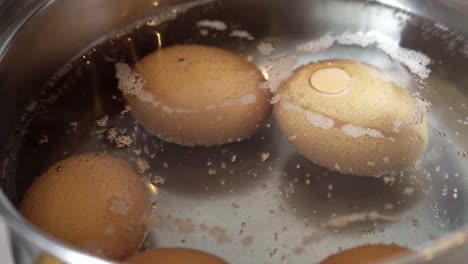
[0,0,468,263]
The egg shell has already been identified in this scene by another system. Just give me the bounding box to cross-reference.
[320,244,413,264]
[126,44,271,147]
[125,248,227,264]
[274,60,428,176]
[20,153,150,260]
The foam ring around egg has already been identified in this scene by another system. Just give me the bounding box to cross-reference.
[118,45,271,147]
[274,60,428,177]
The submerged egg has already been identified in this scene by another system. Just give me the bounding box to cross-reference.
[20,153,150,260]
[274,60,428,176]
[116,44,271,147]
[125,248,227,264]
[320,244,413,264]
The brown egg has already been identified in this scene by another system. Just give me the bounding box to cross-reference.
[320,244,413,264]
[36,254,64,264]
[116,44,271,147]
[125,248,227,264]
[274,60,428,176]
[20,153,150,260]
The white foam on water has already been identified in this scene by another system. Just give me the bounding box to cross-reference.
[229,30,254,40]
[377,40,431,80]
[221,93,257,107]
[407,92,432,126]
[462,43,468,58]
[270,94,281,104]
[282,101,303,112]
[341,124,384,139]
[321,211,400,228]
[296,31,432,79]
[282,102,335,130]
[297,34,335,53]
[260,56,297,94]
[305,111,335,130]
[199,29,209,36]
[25,101,37,112]
[434,22,449,32]
[136,158,150,173]
[257,42,276,56]
[96,115,109,127]
[115,63,257,113]
[196,20,227,31]
[115,63,154,103]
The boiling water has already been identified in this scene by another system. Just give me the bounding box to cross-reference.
[3,0,468,263]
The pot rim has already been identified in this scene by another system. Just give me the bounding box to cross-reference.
[0,0,467,264]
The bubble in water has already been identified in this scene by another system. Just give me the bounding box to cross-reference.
[269,248,278,258]
[296,31,432,79]
[229,30,254,40]
[403,186,415,196]
[442,185,448,196]
[432,203,440,218]
[230,155,237,162]
[384,203,395,210]
[435,146,446,152]
[260,152,270,162]
[150,175,166,185]
[136,158,150,173]
[38,134,48,145]
[257,42,275,56]
[196,20,227,31]
[69,121,79,132]
[341,124,384,139]
[115,135,133,148]
[96,115,109,127]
